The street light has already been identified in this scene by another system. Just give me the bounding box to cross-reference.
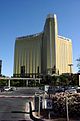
[68,64,73,74]
[68,64,73,85]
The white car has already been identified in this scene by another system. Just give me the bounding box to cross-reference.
[4,87,11,91]
[11,87,16,91]
[65,89,77,94]
[76,87,80,93]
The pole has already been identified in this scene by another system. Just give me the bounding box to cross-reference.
[26,80,28,86]
[38,96,40,116]
[8,79,10,87]
[66,96,69,121]
[39,78,40,84]
[48,111,51,119]
[68,64,73,74]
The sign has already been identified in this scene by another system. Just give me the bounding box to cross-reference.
[42,99,52,109]
[44,85,49,92]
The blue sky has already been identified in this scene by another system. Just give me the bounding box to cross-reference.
[0,0,80,76]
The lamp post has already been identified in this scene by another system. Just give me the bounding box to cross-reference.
[68,64,73,85]
[68,64,73,74]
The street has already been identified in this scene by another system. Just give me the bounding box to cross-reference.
[0,87,38,121]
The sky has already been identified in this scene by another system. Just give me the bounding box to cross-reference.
[0,0,80,76]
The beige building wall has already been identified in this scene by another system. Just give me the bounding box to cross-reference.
[56,36,72,74]
[14,34,42,76]
[42,14,58,74]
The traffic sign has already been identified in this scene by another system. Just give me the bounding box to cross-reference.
[42,99,52,109]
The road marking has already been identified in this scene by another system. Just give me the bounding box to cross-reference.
[0,95,34,98]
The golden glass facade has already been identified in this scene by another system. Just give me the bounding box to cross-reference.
[14,14,72,77]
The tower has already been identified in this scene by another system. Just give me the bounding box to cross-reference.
[42,14,58,74]
[13,13,72,77]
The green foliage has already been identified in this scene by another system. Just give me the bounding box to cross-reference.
[52,93,80,118]
[76,58,80,71]
[0,79,7,86]
[51,76,59,86]
[70,74,78,86]
[10,80,20,86]
[43,73,78,87]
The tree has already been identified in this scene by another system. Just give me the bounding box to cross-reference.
[76,58,80,72]
[44,74,52,85]
[0,79,7,86]
[59,75,69,86]
[51,75,59,86]
[71,74,78,86]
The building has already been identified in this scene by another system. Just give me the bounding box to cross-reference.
[13,14,72,77]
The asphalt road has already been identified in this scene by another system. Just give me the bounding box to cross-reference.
[0,87,39,121]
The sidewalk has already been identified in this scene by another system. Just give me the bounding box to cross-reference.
[42,118,80,121]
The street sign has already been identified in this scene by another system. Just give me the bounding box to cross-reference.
[42,99,52,109]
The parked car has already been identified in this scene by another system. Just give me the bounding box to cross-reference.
[10,87,16,91]
[48,86,55,94]
[4,86,16,91]
[65,88,77,94]
[76,87,80,93]
[4,86,11,91]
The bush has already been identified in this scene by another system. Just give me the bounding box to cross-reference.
[52,93,80,119]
